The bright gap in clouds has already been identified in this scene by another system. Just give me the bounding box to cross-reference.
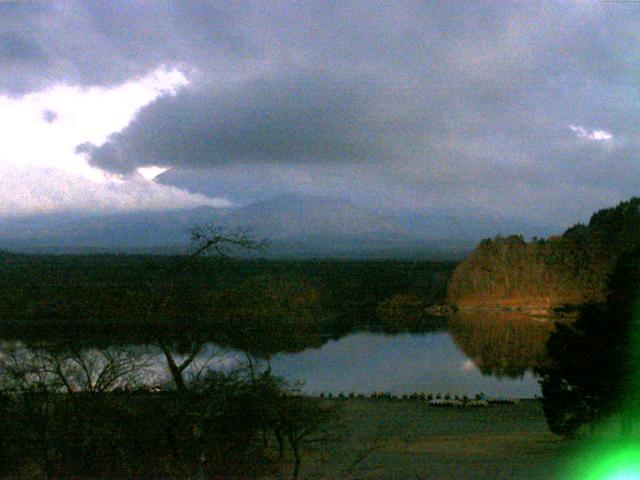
[137,166,170,181]
[0,66,188,180]
[569,125,613,141]
[0,67,231,216]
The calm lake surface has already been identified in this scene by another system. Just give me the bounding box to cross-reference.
[270,330,542,398]
[1,312,554,399]
[197,311,552,398]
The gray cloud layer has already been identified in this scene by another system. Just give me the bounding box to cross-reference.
[4,1,640,227]
[78,72,378,173]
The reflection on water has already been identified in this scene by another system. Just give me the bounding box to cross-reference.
[269,331,544,398]
[448,311,554,379]
[0,313,556,398]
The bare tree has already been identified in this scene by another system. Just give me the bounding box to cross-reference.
[0,342,153,478]
[49,346,152,394]
[0,343,151,394]
[159,341,230,392]
[152,227,266,392]
[188,225,268,259]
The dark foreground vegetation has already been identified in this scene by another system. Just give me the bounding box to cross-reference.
[0,374,565,480]
[536,245,640,439]
[0,348,336,479]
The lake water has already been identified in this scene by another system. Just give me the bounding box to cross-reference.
[270,330,541,398]
[0,312,554,399]
[267,311,553,398]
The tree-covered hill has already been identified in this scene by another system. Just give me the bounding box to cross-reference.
[447,198,640,312]
[0,254,455,344]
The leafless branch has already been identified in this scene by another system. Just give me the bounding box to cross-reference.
[188,224,269,259]
[0,344,152,395]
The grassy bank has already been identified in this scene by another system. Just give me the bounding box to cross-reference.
[295,398,571,480]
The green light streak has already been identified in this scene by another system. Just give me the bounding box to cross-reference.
[566,443,640,480]
[557,250,640,480]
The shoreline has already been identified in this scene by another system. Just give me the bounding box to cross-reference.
[427,303,579,319]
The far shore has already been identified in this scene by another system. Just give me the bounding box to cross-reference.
[427,303,580,319]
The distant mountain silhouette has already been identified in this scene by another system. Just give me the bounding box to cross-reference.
[0,207,226,250]
[0,193,548,259]
[221,194,402,239]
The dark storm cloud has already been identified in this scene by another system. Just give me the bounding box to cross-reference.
[80,72,380,174]
[0,0,255,95]
[0,31,45,60]
[5,0,640,226]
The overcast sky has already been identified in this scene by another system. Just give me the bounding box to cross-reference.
[2,0,639,228]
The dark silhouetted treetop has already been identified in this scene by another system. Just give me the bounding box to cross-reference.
[536,246,640,437]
